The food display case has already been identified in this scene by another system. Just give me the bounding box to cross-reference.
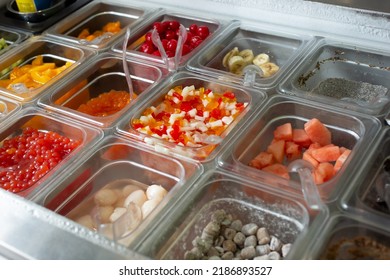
[0,0,389,260]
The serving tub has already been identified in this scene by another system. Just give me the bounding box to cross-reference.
[44,1,154,51]
[0,26,29,57]
[0,96,20,124]
[217,95,382,202]
[133,170,327,259]
[38,52,167,128]
[304,213,390,260]
[33,135,202,248]
[280,38,390,116]
[112,11,222,70]
[187,20,313,89]
[340,127,390,225]
[116,71,265,161]
[0,36,93,103]
[0,107,103,199]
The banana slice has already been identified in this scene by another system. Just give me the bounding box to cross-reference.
[253,53,270,67]
[259,62,279,78]
[222,47,239,68]
[238,49,254,64]
[228,55,246,75]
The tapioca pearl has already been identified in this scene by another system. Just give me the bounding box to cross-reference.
[281,243,292,258]
[124,189,147,208]
[244,235,258,247]
[109,207,127,222]
[269,236,283,252]
[141,198,160,218]
[256,244,271,256]
[94,188,118,206]
[76,215,95,230]
[122,184,141,197]
[97,206,114,223]
[146,184,167,201]
[233,232,246,247]
[230,219,243,232]
[241,223,259,236]
[268,251,281,260]
[257,227,271,245]
[240,246,256,259]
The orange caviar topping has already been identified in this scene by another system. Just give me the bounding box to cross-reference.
[77,90,135,117]
[78,21,121,41]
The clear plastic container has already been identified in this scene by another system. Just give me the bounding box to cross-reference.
[187,20,313,89]
[307,214,390,260]
[0,36,93,103]
[116,71,264,161]
[280,38,390,116]
[0,96,20,124]
[38,53,168,128]
[340,127,390,223]
[217,95,382,202]
[0,107,103,199]
[0,26,29,57]
[133,170,327,259]
[44,1,154,51]
[36,135,202,247]
[111,11,223,70]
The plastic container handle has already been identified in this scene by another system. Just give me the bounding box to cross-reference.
[152,24,187,72]
[288,159,323,210]
[122,27,135,103]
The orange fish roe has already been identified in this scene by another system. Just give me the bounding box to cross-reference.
[77,21,121,41]
[77,90,134,117]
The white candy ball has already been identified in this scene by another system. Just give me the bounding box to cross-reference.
[124,189,147,208]
[146,184,167,201]
[76,215,95,230]
[141,199,160,218]
[97,206,114,223]
[122,184,141,197]
[109,207,127,222]
[94,189,118,206]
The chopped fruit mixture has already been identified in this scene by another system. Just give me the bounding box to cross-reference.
[0,55,73,91]
[77,90,135,117]
[132,85,247,147]
[78,21,121,41]
[249,118,351,184]
[0,127,80,193]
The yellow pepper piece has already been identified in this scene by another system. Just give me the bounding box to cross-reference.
[32,55,43,66]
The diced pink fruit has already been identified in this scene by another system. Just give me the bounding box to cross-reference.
[267,139,285,163]
[311,145,341,163]
[262,163,290,179]
[249,151,274,169]
[304,118,331,146]
[334,149,351,173]
[274,123,293,141]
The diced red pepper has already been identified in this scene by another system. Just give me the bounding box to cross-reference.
[173,92,183,101]
[180,101,194,112]
[223,91,235,99]
[151,125,167,136]
[133,123,144,129]
[210,108,222,119]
